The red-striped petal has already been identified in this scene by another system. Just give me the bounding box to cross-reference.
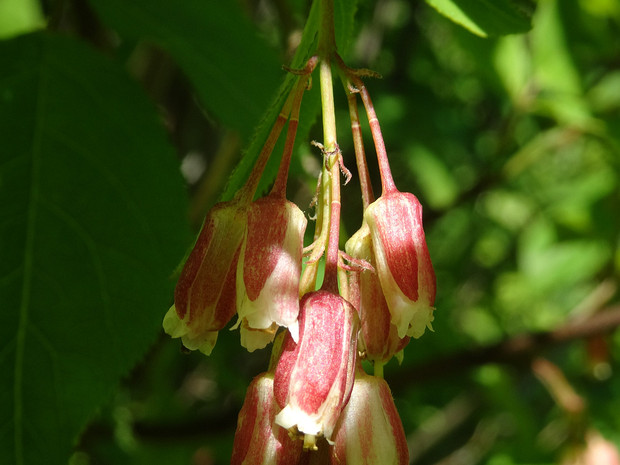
[274,291,359,446]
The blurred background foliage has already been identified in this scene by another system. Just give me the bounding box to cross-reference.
[2,0,620,464]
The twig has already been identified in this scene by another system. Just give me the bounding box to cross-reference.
[389,305,620,391]
[81,306,620,444]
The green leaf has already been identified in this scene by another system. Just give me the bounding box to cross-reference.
[406,144,459,210]
[86,0,283,141]
[333,0,359,55]
[529,0,592,126]
[0,0,44,39]
[425,0,533,37]
[519,218,611,291]
[0,32,190,465]
[493,35,531,102]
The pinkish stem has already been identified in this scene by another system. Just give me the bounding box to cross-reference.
[239,81,301,203]
[344,84,374,209]
[357,84,397,195]
[271,58,318,198]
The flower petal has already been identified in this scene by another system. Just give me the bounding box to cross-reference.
[166,200,246,353]
[331,369,409,465]
[237,197,306,335]
[274,290,359,444]
[231,372,303,465]
[365,191,436,338]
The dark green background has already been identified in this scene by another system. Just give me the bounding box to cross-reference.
[1,0,619,464]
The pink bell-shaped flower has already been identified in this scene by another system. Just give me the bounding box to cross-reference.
[274,290,359,449]
[346,223,409,364]
[163,200,247,355]
[364,191,436,339]
[231,372,303,465]
[330,368,409,465]
[236,195,307,351]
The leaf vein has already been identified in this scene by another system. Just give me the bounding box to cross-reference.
[39,200,119,359]
[13,43,47,465]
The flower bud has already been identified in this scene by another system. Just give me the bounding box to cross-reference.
[236,196,306,350]
[163,200,247,355]
[231,372,303,465]
[364,191,436,339]
[274,290,359,448]
[330,369,409,465]
[345,224,409,364]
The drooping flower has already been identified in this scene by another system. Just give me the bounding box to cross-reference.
[345,223,409,364]
[236,195,307,350]
[274,290,359,449]
[163,200,247,355]
[231,372,303,465]
[330,368,409,465]
[364,190,436,339]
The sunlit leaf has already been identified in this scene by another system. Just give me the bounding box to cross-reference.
[425,0,533,37]
[493,35,531,103]
[0,0,44,39]
[406,144,459,209]
[518,217,611,291]
[529,0,592,126]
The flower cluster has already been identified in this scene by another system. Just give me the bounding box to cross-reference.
[164,50,436,464]
[163,194,307,355]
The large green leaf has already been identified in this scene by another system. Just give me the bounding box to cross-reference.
[86,0,283,141]
[0,32,189,465]
[426,0,533,37]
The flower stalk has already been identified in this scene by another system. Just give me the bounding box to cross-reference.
[318,57,341,293]
[344,81,374,209]
[271,57,318,198]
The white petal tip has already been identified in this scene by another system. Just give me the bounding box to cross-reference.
[288,321,300,343]
[275,405,296,431]
[275,405,321,437]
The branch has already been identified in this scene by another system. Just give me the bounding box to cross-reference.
[78,406,240,445]
[80,306,620,444]
[389,305,620,391]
